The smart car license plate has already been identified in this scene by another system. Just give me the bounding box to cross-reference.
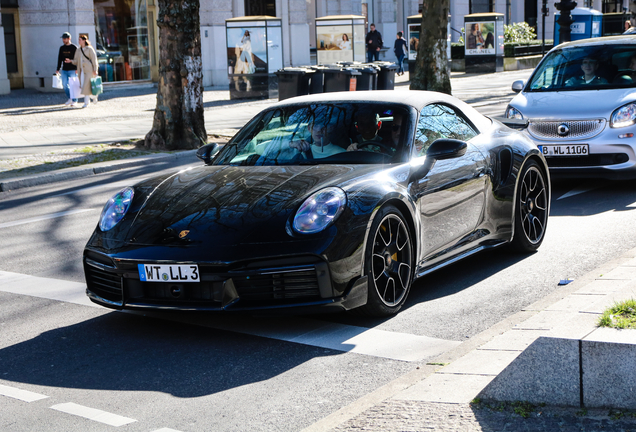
[138,264,199,282]
[538,144,589,156]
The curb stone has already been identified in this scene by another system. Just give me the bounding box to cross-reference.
[0,150,198,192]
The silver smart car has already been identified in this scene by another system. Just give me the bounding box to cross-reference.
[506,36,636,179]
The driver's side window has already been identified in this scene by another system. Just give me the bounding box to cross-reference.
[415,104,477,156]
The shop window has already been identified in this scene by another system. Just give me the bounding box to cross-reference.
[94,0,150,82]
[245,0,275,16]
[2,13,18,74]
[470,0,494,14]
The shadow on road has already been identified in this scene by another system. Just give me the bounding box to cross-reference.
[0,310,339,398]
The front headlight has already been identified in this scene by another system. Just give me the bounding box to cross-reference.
[505,106,524,120]
[611,102,636,128]
[293,187,346,234]
[99,187,134,231]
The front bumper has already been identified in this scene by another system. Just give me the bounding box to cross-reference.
[83,250,368,313]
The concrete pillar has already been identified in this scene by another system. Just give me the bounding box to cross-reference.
[0,13,10,95]
[18,0,94,91]
[200,0,232,87]
[287,0,311,66]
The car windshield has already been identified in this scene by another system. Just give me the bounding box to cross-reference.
[527,44,636,92]
[213,102,412,166]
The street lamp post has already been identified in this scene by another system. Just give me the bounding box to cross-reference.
[555,0,577,43]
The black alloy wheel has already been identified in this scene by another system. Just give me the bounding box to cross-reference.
[359,205,413,316]
[511,160,548,252]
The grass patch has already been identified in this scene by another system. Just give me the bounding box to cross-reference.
[598,298,636,329]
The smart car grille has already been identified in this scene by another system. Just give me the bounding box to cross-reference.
[528,119,605,140]
[546,153,629,167]
[84,258,124,305]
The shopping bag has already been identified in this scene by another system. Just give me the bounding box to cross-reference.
[68,76,82,99]
[52,74,63,89]
[90,76,103,96]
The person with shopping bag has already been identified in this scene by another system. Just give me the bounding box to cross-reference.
[55,32,78,106]
[65,35,99,108]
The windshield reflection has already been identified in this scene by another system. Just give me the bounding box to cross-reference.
[213,103,412,166]
[528,44,636,92]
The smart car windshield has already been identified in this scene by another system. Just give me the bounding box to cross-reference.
[527,44,636,92]
[213,103,412,166]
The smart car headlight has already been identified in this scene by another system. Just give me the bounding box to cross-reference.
[293,187,346,234]
[505,106,524,120]
[611,102,636,128]
[99,187,134,231]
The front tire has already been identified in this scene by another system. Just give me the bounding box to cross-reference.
[358,205,413,316]
[510,159,548,252]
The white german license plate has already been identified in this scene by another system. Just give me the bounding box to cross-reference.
[538,144,589,156]
[138,264,200,282]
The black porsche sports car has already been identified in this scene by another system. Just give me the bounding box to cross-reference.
[84,91,550,316]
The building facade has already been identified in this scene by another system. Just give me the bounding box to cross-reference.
[0,0,632,94]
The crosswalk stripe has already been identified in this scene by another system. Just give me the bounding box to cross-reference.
[0,270,460,362]
[51,402,136,427]
[0,384,49,402]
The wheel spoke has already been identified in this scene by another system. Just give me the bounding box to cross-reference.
[397,262,411,290]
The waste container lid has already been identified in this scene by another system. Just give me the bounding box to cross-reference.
[275,67,315,74]
[323,67,362,75]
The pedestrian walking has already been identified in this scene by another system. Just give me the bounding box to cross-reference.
[65,35,99,108]
[393,31,407,76]
[365,24,383,63]
[55,32,78,106]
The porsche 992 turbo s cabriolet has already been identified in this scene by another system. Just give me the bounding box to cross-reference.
[84,91,550,316]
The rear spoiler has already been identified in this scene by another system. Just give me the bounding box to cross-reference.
[490,116,529,130]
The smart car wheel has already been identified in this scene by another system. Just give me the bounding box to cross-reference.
[359,205,413,316]
[510,160,548,252]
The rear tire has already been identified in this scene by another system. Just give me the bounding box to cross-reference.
[358,205,413,316]
[510,160,548,252]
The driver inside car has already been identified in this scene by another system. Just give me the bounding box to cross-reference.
[289,114,347,159]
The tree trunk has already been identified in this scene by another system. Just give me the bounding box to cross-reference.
[143,0,207,150]
[409,0,452,95]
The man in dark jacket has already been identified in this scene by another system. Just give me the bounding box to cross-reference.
[55,32,78,106]
[365,24,383,63]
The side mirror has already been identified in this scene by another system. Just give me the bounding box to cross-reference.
[511,80,525,93]
[426,138,468,160]
[409,139,467,180]
[196,143,220,165]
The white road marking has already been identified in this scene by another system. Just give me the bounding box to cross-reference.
[0,271,96,308]
[0,209,95,229]
[0,271,460,362]
[51,402,136,427]
[0,384,49,402]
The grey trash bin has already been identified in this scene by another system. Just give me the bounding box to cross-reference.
[275,68,315,101]
[374,61,398,90]
[323,67,362,92]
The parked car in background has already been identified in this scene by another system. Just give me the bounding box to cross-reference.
[84,91,550,317]
[506,36,636,179]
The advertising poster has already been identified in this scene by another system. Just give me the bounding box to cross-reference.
[408,23,420,60]
[227,27,268,75]
[465,22,495,55]
[353,24,365,62]
[316,24,353,64]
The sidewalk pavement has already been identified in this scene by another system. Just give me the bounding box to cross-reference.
[308,247,636,431]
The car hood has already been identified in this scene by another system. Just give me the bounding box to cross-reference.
[510,88,636,120]
[119,164,375,248]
